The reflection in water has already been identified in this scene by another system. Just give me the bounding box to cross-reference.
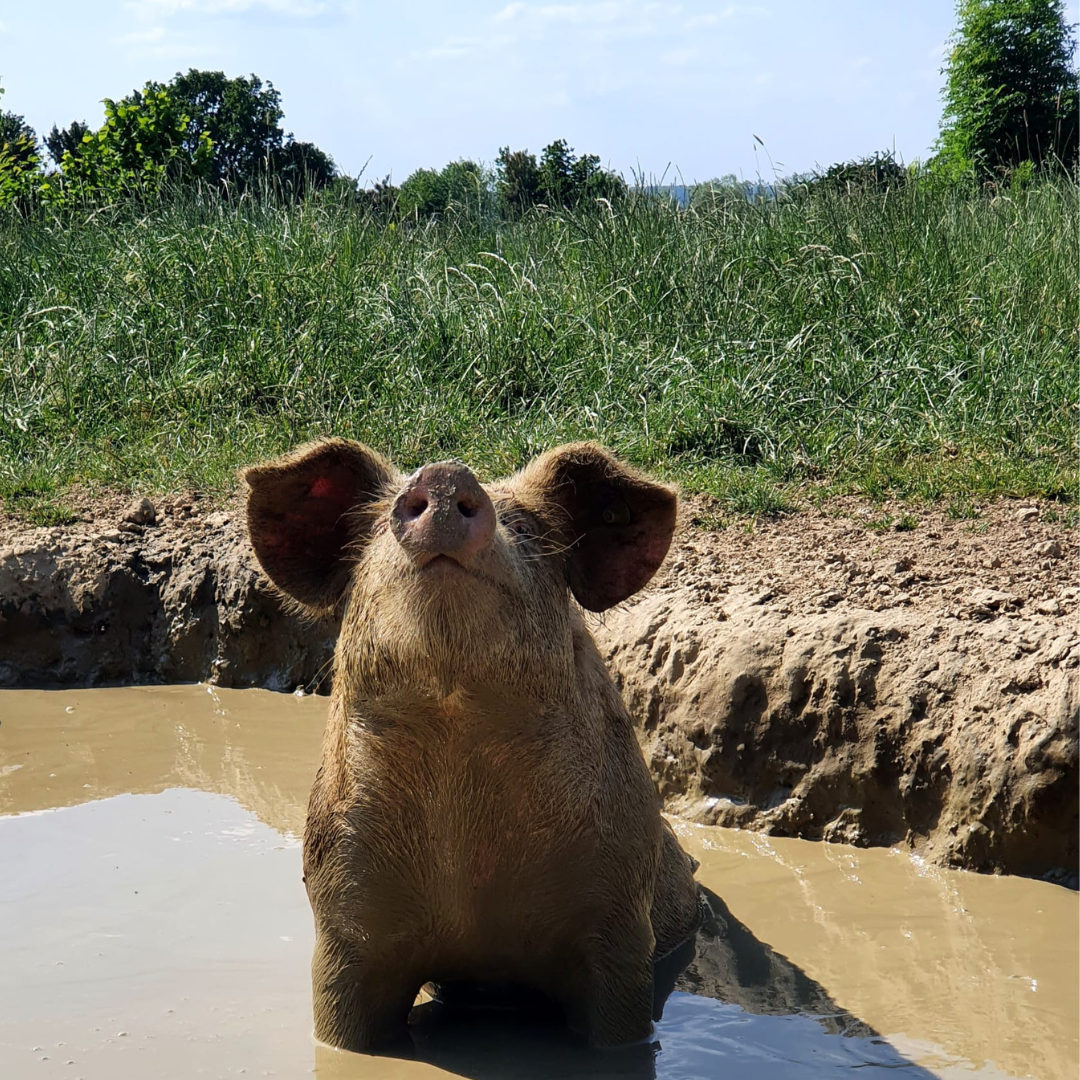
[0,686,1075,1080]
[671,888,872,1038]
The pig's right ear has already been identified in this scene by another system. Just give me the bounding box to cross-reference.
[242,439,396,612]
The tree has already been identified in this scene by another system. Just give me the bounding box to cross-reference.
[55,84,212,203]
[1,109,38,165]
[399,159,489,218]
[0,107,42,210]
[810,150,909,194]
[536,139,626,208]
[539,138,575,205]
[45,121,91,167]
[352,174,399,215]
[440,159,489,213]
[937,0,1079,173]
[165,69,285,188]
[495,146,540,215]
[270,138,335,197]
[398,167,446,217]
[573,153,627,203]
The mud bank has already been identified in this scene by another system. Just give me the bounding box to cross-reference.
[1,496,1076,879]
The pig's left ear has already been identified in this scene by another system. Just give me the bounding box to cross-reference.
[242,438,396,612]
[523,443,677,612]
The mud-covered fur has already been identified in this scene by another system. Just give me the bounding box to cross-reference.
[243,439,702,1051]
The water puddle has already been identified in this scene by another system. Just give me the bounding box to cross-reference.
[1,685,1075,1079]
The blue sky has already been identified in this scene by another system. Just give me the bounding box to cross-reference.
[1,1,961,184]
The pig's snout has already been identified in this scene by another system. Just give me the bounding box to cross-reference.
[390,462,496,568]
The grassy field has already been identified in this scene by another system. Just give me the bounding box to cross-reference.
[0,175,1076,525]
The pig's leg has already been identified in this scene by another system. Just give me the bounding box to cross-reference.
[311,926,419,1052]
[557,911,656,1046]
[650,820,703,957]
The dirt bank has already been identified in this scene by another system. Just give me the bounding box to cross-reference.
[1,492,1076,880]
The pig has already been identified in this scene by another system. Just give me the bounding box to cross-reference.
[243,439,702,1052]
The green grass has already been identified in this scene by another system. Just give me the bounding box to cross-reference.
[0,175,1076,517]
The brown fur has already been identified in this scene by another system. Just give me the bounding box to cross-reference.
[243,439,702,1050]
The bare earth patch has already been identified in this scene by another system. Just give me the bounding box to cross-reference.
[1,492,1076,880]
[594,496,1077,882]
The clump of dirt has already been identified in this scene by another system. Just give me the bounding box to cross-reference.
[1,492,1076,880]
[0,495,337,692]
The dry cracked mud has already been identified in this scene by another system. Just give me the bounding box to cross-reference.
[1,490,1076,882]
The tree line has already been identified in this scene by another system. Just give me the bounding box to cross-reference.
[0,70,334,209]
[0,68,624,217]
[0,0,1076,214]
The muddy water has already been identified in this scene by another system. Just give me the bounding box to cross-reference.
[0,686,1075,1080]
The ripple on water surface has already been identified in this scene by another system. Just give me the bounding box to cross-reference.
[0,686,1075,1080]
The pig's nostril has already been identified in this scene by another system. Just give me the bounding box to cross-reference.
[457,500,477,519]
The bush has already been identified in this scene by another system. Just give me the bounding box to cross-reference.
[269,139,336,198]
[0,110,42,212]
[809,151,910,195]
[399,160,490,219]
[937,0,1080,174]
[49,85,212,205]
[496,141,625,216]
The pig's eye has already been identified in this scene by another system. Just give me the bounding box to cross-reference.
[503,514,534,539]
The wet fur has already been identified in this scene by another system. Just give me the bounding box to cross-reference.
[244,439,702,1051]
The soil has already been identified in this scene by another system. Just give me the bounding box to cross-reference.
[1,490,1076,881]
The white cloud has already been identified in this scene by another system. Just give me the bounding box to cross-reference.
[661,46,697,65]
[427,34,513,59]
[493,2,527,20]
[116,21,221,60]
[686,4,768,28]
[530,3,628,25]
[491,1,672,31]
[118,26,168,44]
[126,0,330,19]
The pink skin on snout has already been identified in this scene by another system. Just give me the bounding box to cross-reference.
[389,461,496,570]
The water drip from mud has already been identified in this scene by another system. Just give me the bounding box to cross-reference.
[0,685,1075,1080]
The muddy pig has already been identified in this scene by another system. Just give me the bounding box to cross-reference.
[243,439,702,1051]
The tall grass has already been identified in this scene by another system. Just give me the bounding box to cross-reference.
[0,175,1075,518]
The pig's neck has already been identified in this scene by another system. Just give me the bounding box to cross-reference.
[333,616,623,742]
[343,681,568,740]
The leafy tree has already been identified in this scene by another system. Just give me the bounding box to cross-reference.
[0,109,38,167]
[495,146,540,215]
[352,174,399,215]
[440,159,489,213]
[536,139,626,208]
[398,159,488,218]
[0,92,43,210]
[574,154,627,203]
[811,150,909,194]
[937,0,1079,173]
[538,138,575,205]
[689,175,756,209]
[54,84,212,203]
[45,120,91,167]
[269,138,335,197]
[165,69,285,188]
[398,167,445,217]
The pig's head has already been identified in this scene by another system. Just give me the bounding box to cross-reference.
[243,440,676,701]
